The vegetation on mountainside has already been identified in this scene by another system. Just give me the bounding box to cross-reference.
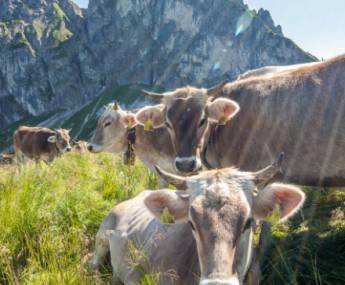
[0,154,344,284]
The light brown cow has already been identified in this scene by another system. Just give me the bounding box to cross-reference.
[93,158,305,285]
[72,140,88,152]
[87,102,177,174]
[137,54,345,186]
[13,126,72,163]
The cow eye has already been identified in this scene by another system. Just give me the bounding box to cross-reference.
[243,218,254,233]
[165,121,172,129]
[198,118,206,128]
[188,221,195,231]
[104,122,111,127]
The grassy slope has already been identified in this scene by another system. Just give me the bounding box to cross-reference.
[0,154,344,285]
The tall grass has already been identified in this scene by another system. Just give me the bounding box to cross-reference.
[0,153,344,284]
[0,153,158,285]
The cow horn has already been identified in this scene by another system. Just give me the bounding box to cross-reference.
[206,81,227,97]
[113,101,119,110]
[253,152,284,187]
[154,165,187,190]
[142,90,165,100]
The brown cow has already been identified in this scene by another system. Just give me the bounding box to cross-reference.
[13,126,72,163]
[72,140,88,152]
[137,54,345,187]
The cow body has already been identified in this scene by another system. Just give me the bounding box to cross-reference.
[204,55,345,186]
[91,191,200,285]
[13,126,71,162]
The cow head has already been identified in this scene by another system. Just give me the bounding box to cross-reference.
[144,155,305,285]
[87,102,136,153]
[47,129,72,153]
[136,83,239,173]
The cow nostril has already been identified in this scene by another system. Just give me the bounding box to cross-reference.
[175,157,197,173]
[67,147,72,152]
[87,144,93,151]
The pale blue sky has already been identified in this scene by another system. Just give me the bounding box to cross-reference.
[73,0,345,59]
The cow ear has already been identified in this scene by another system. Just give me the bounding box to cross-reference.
[206,98,240,125]
[121,113,137,129]
[135,105,165,131]
[47,135,57,143]
[144,190,189,223]
[253,183,305,223]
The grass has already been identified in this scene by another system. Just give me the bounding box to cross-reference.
[0,152,158,284]
[0,154,344,284]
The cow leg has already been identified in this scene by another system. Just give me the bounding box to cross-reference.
[90,230,111,270]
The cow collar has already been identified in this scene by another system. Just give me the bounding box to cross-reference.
[123,127,136,165]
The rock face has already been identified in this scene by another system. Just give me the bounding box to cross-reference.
[0,0,316,131]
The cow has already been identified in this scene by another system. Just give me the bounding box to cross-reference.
[92,156,305,285]
[72,140,88,152]
[0,153,15,165]
[13,126,72,163]
[87,102,177,175]
[136,54,345,187]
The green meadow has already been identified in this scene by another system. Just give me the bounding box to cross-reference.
[0,153,344,285]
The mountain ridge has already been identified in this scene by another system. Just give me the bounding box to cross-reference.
[0,0,317,150]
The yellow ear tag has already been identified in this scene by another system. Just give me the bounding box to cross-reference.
[266,205,281,224]
[218,112,228,125]
[160,207,176,224]
[144,118,154,131]
[246,271,253,284]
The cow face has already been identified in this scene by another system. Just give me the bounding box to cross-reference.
[145,160,305,285]
[87,103,136,153]
[136,84,239,173]
[48,129,72,153]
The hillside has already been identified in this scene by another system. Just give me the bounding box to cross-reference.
[0,0,317,150]
[0,154,344,284]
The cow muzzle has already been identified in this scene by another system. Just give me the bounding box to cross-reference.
[174,156,201,173]
[87,143,103,153]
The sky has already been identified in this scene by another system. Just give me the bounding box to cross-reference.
[74,0,345,59]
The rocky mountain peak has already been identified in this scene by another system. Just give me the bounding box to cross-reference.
[0,0,317,149]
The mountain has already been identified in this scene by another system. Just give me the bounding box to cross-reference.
[0,0,317,150]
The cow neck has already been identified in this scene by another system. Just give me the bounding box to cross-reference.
[123,127,136,165]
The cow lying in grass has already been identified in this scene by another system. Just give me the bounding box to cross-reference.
[13,126,72,163]
[92,156,305,285]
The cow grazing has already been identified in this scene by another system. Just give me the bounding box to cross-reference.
[87,102,177,174]
[13,126,72,163]
[137,55,345,187]
[92,157,305,285]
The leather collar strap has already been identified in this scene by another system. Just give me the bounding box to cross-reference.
[123,127,136,165]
